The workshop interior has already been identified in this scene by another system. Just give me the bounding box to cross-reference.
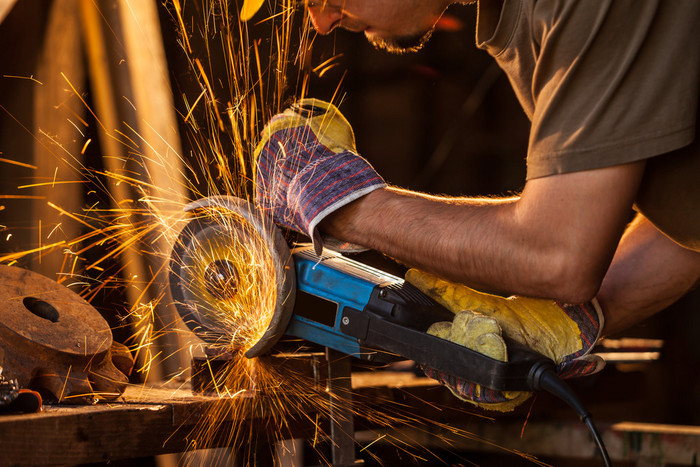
[0,1,699,466]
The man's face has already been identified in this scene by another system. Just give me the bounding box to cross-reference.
[306,0,448,54]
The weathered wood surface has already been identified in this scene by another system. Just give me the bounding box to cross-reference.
[0,374,435,466]
[0,386,216,466]
[1,373,699,466]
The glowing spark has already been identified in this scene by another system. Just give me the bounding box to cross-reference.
[360,433,387,452]
[81,138,92,155]
[195,58,225,130]
[16,180,84,190]
[67,118,86,136]
[122,95,136,111]
[58,365,73,403]
[0,158,37,169]
[171,0,192,53]
[184,89,208,123]
[2,74,43,85]
[47,201,95,229]
[47,222,63,240]
[0,240,66,263]
[312,54,342,77]
[60,72,106,132]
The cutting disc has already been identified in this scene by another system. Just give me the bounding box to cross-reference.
[169,196,295,358]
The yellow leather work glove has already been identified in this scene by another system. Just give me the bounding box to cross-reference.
[406,269,605,412]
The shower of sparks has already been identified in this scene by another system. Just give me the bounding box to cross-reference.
[0,0,551,465]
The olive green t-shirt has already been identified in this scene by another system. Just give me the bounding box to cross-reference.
[476,0,700,250]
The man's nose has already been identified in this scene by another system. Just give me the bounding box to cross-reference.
[308,4,342,34]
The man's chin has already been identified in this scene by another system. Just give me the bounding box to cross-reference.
[366,29,434,55]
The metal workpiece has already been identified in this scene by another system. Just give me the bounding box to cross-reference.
[190,346,327,398]
[0,265,133,403]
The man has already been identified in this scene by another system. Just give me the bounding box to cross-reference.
[249,0,700,408]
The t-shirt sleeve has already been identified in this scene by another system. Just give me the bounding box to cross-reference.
[526,1,700,179]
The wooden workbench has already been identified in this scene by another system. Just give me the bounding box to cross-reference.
[1,385,227,465]
[0,372,449,466]
[1,371,699,466]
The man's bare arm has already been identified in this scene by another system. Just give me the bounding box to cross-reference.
[322,161,646,303]
[597,214,700,335]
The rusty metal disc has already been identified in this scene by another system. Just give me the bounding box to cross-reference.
[0,265,125,403]
[0,265,112,359]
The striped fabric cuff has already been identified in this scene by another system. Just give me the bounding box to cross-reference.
[295,153,386,254]
[558,298,604,364]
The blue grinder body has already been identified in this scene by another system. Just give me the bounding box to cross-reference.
[286,246,429,359]
[282,246,555,392]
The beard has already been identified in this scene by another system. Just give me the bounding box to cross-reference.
[367,27,435,54]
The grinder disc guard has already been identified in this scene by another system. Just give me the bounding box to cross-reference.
[169,196,295,357]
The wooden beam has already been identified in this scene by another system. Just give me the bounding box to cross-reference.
[79,0,193,381]
[31,0,84,280]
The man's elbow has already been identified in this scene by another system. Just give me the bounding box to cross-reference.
[539,254,605,304]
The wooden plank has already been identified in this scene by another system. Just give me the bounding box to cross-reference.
[31,0,84,279]
[0,374,433,466]
[0,382,324,466]
[0,374,468,466]
[2,375,699,466]
[2,403,186,465]
[1,387,244,465]
[0,1,18,23]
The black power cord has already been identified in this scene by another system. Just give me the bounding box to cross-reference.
[529,364,612,467]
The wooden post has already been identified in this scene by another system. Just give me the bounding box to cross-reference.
[31,0,84,280]
[79,0,192,381]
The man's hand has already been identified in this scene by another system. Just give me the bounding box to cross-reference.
[406,269,605,411]
[254,98,385,254]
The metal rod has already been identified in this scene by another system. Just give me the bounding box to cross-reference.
[325,348,356,466]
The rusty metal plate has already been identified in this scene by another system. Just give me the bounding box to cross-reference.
[0,265,112,358]
[0,265,131,403]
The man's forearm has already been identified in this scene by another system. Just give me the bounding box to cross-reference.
[321,162,644,302]
[323,186,602,302]
[324,186,525,295]
[597,214,700,335]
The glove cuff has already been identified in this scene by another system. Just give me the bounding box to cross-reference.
[589,297,604,349]
[557,353,606,378]
[308,183,385,255]
[290,151,386,255]
[558,297,604,364]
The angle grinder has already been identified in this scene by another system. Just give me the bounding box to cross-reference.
[170,196,568,389]
[169,195,612,465]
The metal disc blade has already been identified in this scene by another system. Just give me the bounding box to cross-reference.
[169,196,295,356]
